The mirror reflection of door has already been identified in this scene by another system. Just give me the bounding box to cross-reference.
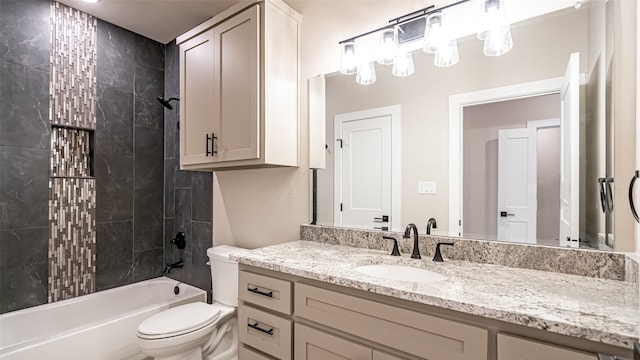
[334,106,401,231]
[462,95,562,245]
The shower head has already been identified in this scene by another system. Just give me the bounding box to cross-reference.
[157,96,179,110]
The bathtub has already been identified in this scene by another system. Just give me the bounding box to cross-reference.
[0,277,206,360]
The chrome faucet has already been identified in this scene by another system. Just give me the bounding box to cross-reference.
[163,260,184,274]
[403,223,421,259]
[426,218,437,235]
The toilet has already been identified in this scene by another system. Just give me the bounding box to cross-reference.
[137,245,249,360]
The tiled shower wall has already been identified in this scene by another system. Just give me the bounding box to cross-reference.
[0,0,166,313]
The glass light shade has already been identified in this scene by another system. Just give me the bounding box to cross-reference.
[434,40,459,67]
[483,28,513,56]
[477,0,510,41]
[423,12,445,54]
[392,51,415,77]
[377,28,398,65]
[340,41,358,75]
[356,62,377,85]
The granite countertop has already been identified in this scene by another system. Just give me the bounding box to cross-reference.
[233,240,640,350]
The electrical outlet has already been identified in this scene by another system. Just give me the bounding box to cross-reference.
[418,181,436,194]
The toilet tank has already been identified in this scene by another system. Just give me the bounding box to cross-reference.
[207,245,250,306]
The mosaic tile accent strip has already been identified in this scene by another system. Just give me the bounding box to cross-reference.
[300,225,627,281]
[50,1,97,129]
[51,127,92,177]
[48,178,96,302]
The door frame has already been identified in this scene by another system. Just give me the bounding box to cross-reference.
[334,105,402,231]
[448,77,564,235]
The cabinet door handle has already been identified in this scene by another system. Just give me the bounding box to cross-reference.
[248,322,274,336]
[247,287,273,298]
[205,133,217,156]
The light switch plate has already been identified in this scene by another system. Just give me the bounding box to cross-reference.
[418,181,436,194]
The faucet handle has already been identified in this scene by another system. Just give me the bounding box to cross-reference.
[382,236,401,256]
[433,242,454,262]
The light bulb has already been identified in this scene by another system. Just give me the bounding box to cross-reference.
[434,40,459,67]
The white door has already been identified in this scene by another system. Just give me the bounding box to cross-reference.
[335,115,392,230]
[560,52,580,247]
[497,128,537,243]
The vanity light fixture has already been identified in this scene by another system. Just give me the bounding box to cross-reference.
[338,0,515,84]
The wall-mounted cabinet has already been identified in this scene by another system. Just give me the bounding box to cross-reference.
[177,0,300,171]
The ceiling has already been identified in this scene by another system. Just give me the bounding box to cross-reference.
[56,0,240,44]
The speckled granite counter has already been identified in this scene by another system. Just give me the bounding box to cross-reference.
[233,240,640,350]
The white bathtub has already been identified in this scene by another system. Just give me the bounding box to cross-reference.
[0,277,206,360]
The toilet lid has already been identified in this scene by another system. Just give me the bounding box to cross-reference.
[138,302,221,338]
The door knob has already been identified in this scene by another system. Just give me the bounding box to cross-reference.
[499,211,514,217]
[374,215,389,222]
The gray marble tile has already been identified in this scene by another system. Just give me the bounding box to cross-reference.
[235,241,640,350]
[97,20,134,91]
[96,85,134,157]
[94,154,134,222]
[164,106,179,159]
[134,126,164,189]
[175,188,192,253]
[135,34,164,71]
[164,158,176,218]
[0,227,48,267]
[0,0,50,70]
[0,62,49,148]
[164,219,181,264]
[191,221,212,268]
[135,63,164,101]
[192,172,213,222]
[135,94,164,129]
[164,40,179,99]
[133,188,163,251]
[175,166,192,189]
[0,262,48,314]
[95,221,134,291]
[133,248,164,281]
[0,146,49,229]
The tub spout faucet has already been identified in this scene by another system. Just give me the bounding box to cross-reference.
[403,223,421,259]
[163,260,184,274]
[426,218,437,235]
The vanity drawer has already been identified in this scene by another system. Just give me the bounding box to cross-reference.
[239,344,277,360]
[238,305,292,360]
[239,270,292,315]
[295,283,488,360]
[497,333,597,360]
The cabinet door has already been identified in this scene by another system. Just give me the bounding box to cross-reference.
[212,4,260,162]
[295,323,371,360]
[180,29,215,166]
[497,333,597,360]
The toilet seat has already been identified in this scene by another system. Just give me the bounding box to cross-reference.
[138,302,222,340]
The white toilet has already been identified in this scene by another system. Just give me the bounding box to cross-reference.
[137,245,249,360]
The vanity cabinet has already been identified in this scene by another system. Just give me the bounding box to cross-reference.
[177,0,300,171]
[237,265,615,360]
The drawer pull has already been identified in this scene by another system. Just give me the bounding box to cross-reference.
[248,287,273,298]
[248,322,274,335]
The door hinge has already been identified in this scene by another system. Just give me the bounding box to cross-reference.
[340,203,343,212]
[337,139,343,148]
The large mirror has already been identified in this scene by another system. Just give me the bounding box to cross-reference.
[312,0,635,250]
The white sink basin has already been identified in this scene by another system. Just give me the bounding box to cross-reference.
[353,264,447,283]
